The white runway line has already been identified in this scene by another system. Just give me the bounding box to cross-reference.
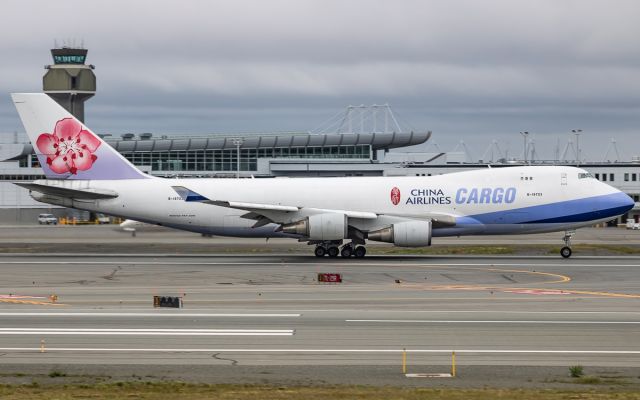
[6,310,640,315]
[0,313,301,318]
[0,328,294,336]
[346,319,640,324]
[0,348,638,354]
[314,310,640,314]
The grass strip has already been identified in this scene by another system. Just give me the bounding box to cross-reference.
[1,383,640,400]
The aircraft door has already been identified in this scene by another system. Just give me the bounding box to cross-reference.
[561,172,567,186]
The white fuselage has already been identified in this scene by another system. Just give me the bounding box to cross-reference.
[31,166,633,239]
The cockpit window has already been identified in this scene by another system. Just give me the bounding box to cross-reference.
[578,172,594,179]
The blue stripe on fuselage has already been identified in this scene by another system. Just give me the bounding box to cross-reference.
[457,191,633,225]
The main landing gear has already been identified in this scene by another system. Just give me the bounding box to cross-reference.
[314,241,367,258]
[560,231,574,258]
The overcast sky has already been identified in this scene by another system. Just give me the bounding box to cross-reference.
[1,0,639,161]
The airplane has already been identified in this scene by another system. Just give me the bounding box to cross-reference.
[11,93,635,259]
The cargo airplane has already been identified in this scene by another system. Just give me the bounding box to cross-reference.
[12,93,634,258]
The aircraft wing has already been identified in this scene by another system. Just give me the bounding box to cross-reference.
[15,182,119,200]
[171,186,377,220]
[171,186,456,227]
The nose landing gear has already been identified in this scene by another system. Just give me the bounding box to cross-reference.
[560,231,574,258]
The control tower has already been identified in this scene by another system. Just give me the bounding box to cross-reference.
[43,46,96,122]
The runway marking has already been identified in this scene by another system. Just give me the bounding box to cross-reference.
[345,319,640,324]
[2,260,638,299]
[406,373,452,378]
[0,299,65,306]
[211,310,640,315]
[484,268,570,284]
[0,328,294,336]
[427,286,640,299]
[551,289,640,299]
[0,347,639,354]
[0,313,301,317]
[398,266,571,286]
[7,309,640,315]
[503,289,572,295]
[398,264,640,298]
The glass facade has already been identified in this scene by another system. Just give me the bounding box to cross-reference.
[53,55,86,64]
[119,145,371,172]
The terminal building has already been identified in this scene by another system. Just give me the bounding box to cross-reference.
[0,46,639,225]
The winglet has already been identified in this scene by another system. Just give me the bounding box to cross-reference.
[172,186,209,202]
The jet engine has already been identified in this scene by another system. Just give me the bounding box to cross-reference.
[30,192,75,208]
[280,213,347,240]
[367,220,432,247]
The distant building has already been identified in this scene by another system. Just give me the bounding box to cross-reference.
[0,46,637,225]
[0,131,639,225]
[43,46,96,122]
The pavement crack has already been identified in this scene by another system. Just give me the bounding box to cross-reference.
[212,352,238,366]
[102,266,122,281]
[501,274,518,283]
[67,280,95,285]
[440,273,459,282]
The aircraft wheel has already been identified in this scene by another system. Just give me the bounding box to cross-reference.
[327,246,340,258]
[340,245,353,258]
[314,246,327,258]
[354,246,367,258]
[560,246,572,258]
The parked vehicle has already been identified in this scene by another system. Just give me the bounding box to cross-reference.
[96,213,110,224]
[37,213,58,225]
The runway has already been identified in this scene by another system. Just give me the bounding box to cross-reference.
[0,254,639,371]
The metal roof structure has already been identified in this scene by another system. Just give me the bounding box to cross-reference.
[104,131,431,152]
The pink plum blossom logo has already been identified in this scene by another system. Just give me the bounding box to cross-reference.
[36,118,101,175]
[390,187,401,205]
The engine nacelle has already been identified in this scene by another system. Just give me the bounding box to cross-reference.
[30,192,75,208]
[281,213,347,240]
[368,220,432,247]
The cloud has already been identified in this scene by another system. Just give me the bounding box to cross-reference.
[0,0,639,158]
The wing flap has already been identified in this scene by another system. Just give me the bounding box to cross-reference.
[171,186,378,219]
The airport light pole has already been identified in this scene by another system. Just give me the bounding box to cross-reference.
[520,131,529,164]
[231,138,244,179]
[572,129,582,166]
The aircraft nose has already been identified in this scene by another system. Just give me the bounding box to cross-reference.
[619,191,635,213]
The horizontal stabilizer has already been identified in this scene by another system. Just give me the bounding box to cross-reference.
[171,186,209,202]
[15,182,119,200]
